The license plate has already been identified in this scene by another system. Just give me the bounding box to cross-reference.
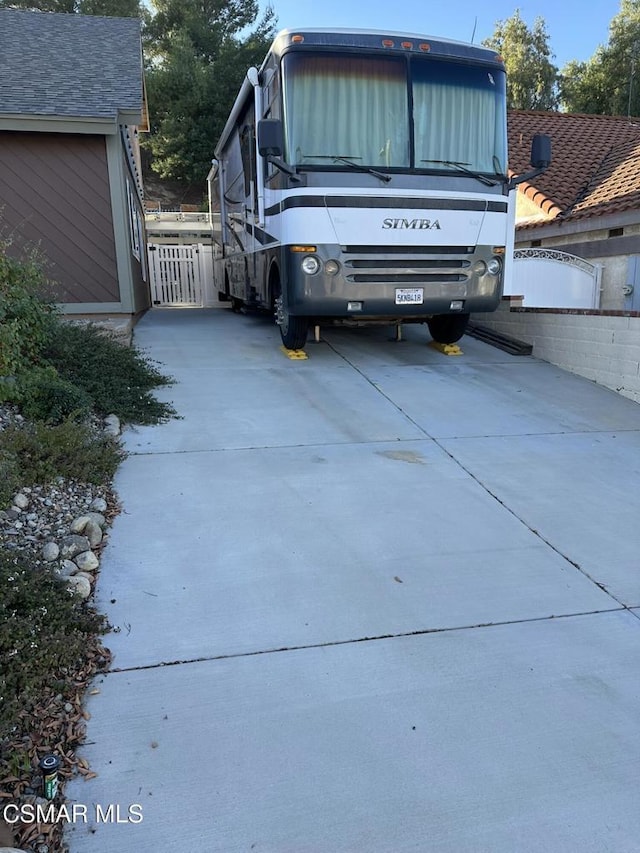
[395,287,424,305]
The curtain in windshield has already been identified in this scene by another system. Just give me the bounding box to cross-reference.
[283,54,409,167]
[412,61,506,174]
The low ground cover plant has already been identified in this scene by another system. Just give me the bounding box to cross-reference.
[1,236,175,426]
[43,321,175,424]
[0,549,108,741]
[1,243,176,851]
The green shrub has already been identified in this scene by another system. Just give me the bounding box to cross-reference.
[0,548,107,740]
[43,322,176,424]
[0,248,58,376]
[11,366,92,424]
[0,442,21,510]
[0,419,124,495]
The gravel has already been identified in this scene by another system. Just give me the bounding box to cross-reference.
[0,405,115,575]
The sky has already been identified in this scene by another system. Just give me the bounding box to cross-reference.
[259,0,622,69]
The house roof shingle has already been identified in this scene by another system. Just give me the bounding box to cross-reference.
[0,9,143,122]
[508,110,640,229]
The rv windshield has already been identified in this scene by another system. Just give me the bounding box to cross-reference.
[282,52,507,176]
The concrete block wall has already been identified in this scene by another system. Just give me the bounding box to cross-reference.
[472,300,640,405]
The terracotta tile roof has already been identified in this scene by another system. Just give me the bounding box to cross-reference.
[508,110,640,230]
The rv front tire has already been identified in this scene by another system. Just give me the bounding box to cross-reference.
[280,312,308,350]
[427,313,470,345]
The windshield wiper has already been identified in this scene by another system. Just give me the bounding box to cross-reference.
[303,154,391,183]
[420,159,501,187]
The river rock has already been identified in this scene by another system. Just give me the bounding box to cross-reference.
[41,542,60,562]
[60,534,91,559]
[13,493,29,509]
[84,519,103,547]
[67,575,91,598]
[74,571,94,583]
[89,497,107,513]
[85,511,106,528]
[70,515,90,534]
[104,414,121,436]
[53,560,79,580]
[73,550,99,572]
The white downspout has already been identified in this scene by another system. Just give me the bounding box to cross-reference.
[248,67,265,228]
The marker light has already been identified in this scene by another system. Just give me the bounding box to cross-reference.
[291,34,304,43]
[419,43,431,52]
[382,40,394,48]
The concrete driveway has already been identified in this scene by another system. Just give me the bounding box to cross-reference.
[67,308,640,852]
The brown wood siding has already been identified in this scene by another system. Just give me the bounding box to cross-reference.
[0,131,119,303]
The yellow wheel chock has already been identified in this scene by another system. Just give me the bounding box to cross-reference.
[428,341,463,356]
[280,345,308,360]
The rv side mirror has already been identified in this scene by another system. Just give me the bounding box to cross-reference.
[531,134,552,169]
[258,119,283,157]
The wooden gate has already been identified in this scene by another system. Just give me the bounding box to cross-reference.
[148,244,204,307]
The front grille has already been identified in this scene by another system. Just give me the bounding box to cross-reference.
[342,247,474,285]
[350,273,467,283]
[348,259,469,270]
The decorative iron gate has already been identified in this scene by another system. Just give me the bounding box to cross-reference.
[148,244,204,306]
[510,248,602,309]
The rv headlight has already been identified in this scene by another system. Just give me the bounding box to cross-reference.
[324,259,340,276]
[301,256,320,275]
[472,260,487,276]
[487,257,502,276]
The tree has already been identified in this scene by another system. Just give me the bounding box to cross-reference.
[560,0,640,116]
[78,0,140,15]
[144,0,270,63]
[143,0,276,185]
[483,9,559,110]
[143,33,215,185]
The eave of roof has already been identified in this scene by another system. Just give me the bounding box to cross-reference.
[0,114,118,134]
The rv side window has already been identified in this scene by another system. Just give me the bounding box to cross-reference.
[240,124,255,198]
[264,66,280,116]
[210,169,223,250]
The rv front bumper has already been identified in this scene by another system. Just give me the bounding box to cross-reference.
[283,243,503,318]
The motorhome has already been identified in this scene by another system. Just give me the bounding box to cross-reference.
[209,28,550,349]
